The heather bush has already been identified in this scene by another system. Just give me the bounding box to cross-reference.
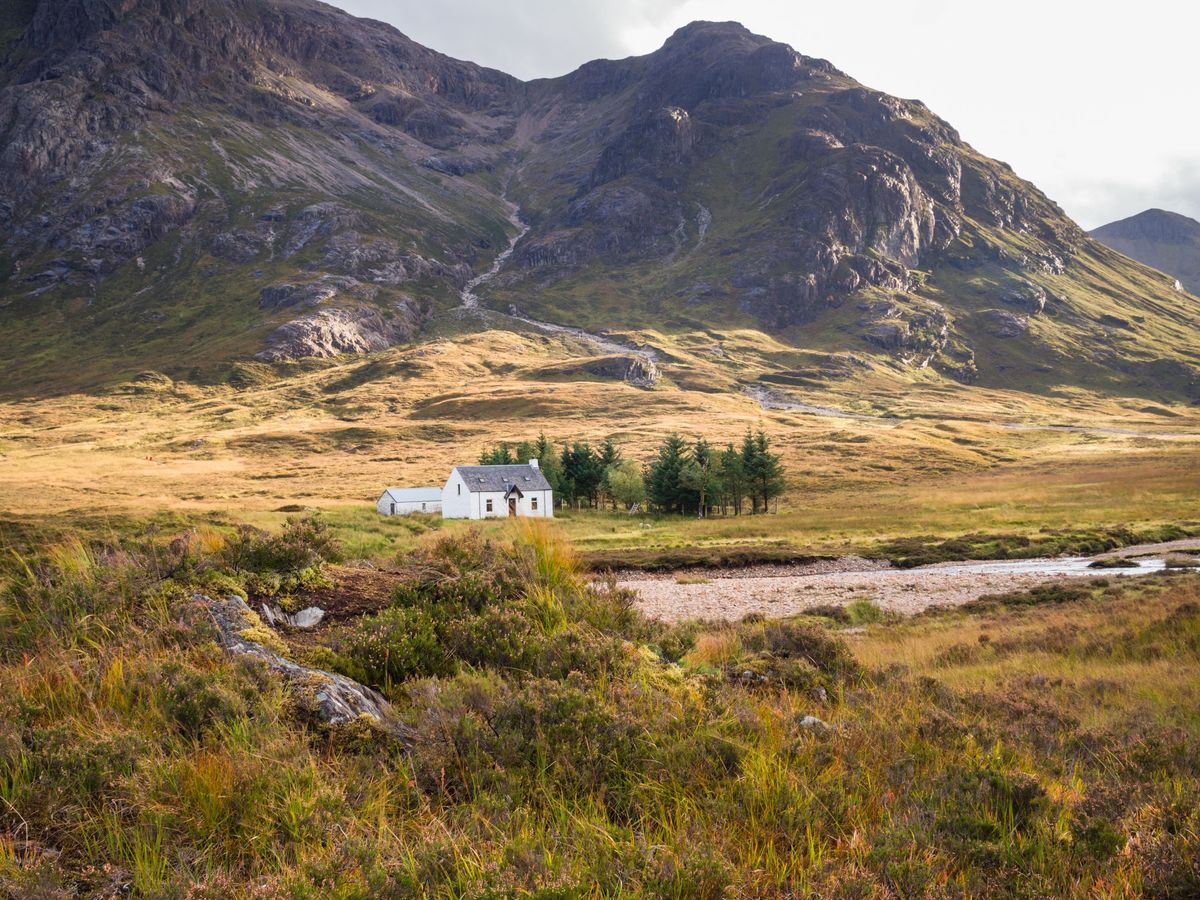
[220,515,342,578]
[333,523,643,692]
[334,606,456,688]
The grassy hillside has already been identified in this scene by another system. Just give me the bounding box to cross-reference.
[2,520,1198,895]
[0,109,517,396]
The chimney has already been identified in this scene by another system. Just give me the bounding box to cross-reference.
[529,458,539,470]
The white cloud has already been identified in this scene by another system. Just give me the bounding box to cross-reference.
[337,0,691,78]
[332,0,1199,227]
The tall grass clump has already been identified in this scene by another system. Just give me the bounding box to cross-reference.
[332,524,634,690]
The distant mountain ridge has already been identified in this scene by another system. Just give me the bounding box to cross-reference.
[1090,209,1200,294]
[0,0,1197,404]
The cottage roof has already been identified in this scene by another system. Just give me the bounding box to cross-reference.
[380,487,442,503]
[452,465,552,493]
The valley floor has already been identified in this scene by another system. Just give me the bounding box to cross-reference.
[2,328,1199,565]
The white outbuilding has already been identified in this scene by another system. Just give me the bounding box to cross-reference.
[376,487,442,517]
[441,459,554,519]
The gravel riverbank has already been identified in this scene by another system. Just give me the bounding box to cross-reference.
[622,541,1200,622]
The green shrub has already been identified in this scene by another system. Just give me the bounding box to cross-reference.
[334,607,456,689]
[331,526,654,695]
[157,664,252,741]
[533,624,629,680]
[845,598,886,625]
[935,764,1049,847]
[23,727,142,807]
[651,620,699,663]
[220,516,342,576]
[443,604,544,673]
[490,678,643,804]
[392,530,524,614]
[564,576,639,634]
[1088,557,1141,569]
[876,525,1200,568]
[727,653,827,692]
[755,621,860,679]
[962,583,1091,614]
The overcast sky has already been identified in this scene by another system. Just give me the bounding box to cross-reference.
[333,0,1198,229]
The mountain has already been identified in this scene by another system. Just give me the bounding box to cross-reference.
[1090,209,1200,294]
[1,0,1198,403]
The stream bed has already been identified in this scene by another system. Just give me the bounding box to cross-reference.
[622,545,1197,623]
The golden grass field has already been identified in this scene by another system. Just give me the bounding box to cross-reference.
[2,325,1199,559]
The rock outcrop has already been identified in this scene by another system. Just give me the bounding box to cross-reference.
[199,592,410,742]
[256,300,427,361]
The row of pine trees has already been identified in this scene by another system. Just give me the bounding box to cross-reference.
[478,430,786,516]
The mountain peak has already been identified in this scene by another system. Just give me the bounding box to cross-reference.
[1090,209,1200,294]
[1092,209,1200,246]
[662,20,759,43]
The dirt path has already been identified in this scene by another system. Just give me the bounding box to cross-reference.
[621,543,1200,623]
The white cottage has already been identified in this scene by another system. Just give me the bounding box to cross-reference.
[441,460,553,519]
[376,487,442,516]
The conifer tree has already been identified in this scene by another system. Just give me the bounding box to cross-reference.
[718,442,746,515]
[751,429,786,512]
[647,433,689,513]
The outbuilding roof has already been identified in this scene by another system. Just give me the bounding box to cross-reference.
[452,465,553,493]
[380,487,442,503]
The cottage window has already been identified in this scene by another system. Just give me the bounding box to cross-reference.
[421,503,426,510]
[457,484,461,495]
[531,497,538,511]
[486,499,494,513]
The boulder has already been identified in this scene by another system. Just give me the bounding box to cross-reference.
[260,603,326,629]
[865,322,909,350]
[259,277,357,309]
[1002,281,1048,314]
[979,309,1029,338]
[198,593,410,742]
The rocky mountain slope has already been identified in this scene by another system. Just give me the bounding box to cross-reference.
[1,0,1197,403]
[1090,209,1200,294]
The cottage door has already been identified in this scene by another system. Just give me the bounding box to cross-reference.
[508,498,517,517]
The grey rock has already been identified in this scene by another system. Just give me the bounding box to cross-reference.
[259,276,360,309]
[260,603,325,629]
[256,299,426,361]
[979,309,1029,338]
[211,231,267,263]
[865,322,908,351]
[580,354,658,387]
[798,714,830,732]
[1002,281,1048,315]
[198,593,410,742]
[420,155,491,176]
